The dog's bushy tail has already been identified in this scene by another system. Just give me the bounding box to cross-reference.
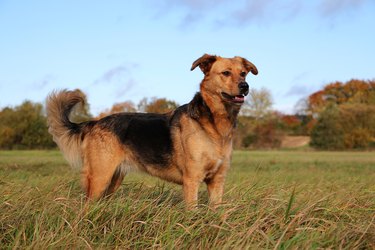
[46,89,86,169]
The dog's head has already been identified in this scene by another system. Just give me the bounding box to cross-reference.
[191,54,258,106]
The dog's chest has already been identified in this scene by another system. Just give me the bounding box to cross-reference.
[205,158,223,180]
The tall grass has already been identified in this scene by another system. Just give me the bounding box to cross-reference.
[1,150,374,249]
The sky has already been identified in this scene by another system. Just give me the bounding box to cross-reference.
[0,0,374,115]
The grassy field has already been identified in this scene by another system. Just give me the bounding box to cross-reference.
[0,150,374,249]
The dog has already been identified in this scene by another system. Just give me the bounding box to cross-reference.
[46,54,258,208]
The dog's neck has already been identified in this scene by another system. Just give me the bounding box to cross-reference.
[190,89,240,138]
[201,89,240,121]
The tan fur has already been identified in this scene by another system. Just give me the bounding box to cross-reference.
[46,90,85,169]
[80,129,126,198]
[46,54,257,208]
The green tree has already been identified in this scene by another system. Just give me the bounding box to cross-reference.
[310,104,345,150]
[0,101,54,149]
[309,103,375,150]
[0,108,16,148]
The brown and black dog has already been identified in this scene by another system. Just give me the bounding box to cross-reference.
[46,54,258,208]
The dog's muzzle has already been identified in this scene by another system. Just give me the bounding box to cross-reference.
[220,82,249,105]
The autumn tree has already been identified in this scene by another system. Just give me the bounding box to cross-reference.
[241,87,273,119]
[307,79,375,116]
[340,104,375,148]
[98,96,179,118]
[141,97,179,114]
[98,101,136,119]
[280,114,302,134]
[68,89,92,123]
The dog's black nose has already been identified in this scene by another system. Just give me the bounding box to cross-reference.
[238,81,249,94]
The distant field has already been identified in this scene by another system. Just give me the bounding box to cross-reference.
[0,150,374,249]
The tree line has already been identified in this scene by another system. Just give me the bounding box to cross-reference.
[308,79,375,149]
[0,101,55,149]
[0,79,374,150]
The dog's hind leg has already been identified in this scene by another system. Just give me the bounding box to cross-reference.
[101,163,129,197]
[80,135,127,200]
[81,157,125,200]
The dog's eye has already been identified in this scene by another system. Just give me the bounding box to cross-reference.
[222,71,231,76]
[240,72,247,77]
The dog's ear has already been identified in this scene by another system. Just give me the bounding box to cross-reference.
[191,54,217,75]
[239,57,258,75]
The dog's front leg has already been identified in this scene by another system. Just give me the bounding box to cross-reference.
[183,176,200,209]
[206,176,225,208]
[206,163,229,208]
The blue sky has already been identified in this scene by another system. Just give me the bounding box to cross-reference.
[0,0,374,115]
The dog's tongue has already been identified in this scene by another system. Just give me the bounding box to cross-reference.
[234,95,244,103]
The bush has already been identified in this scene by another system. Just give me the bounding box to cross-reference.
[252,121,283,148]
[237,114,284,149]
[242,134,257,148]
[233,116,256,149]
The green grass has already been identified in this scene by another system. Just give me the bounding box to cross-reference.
[1,150,374,249]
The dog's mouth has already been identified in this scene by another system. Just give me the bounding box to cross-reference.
[221,92,246,104]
